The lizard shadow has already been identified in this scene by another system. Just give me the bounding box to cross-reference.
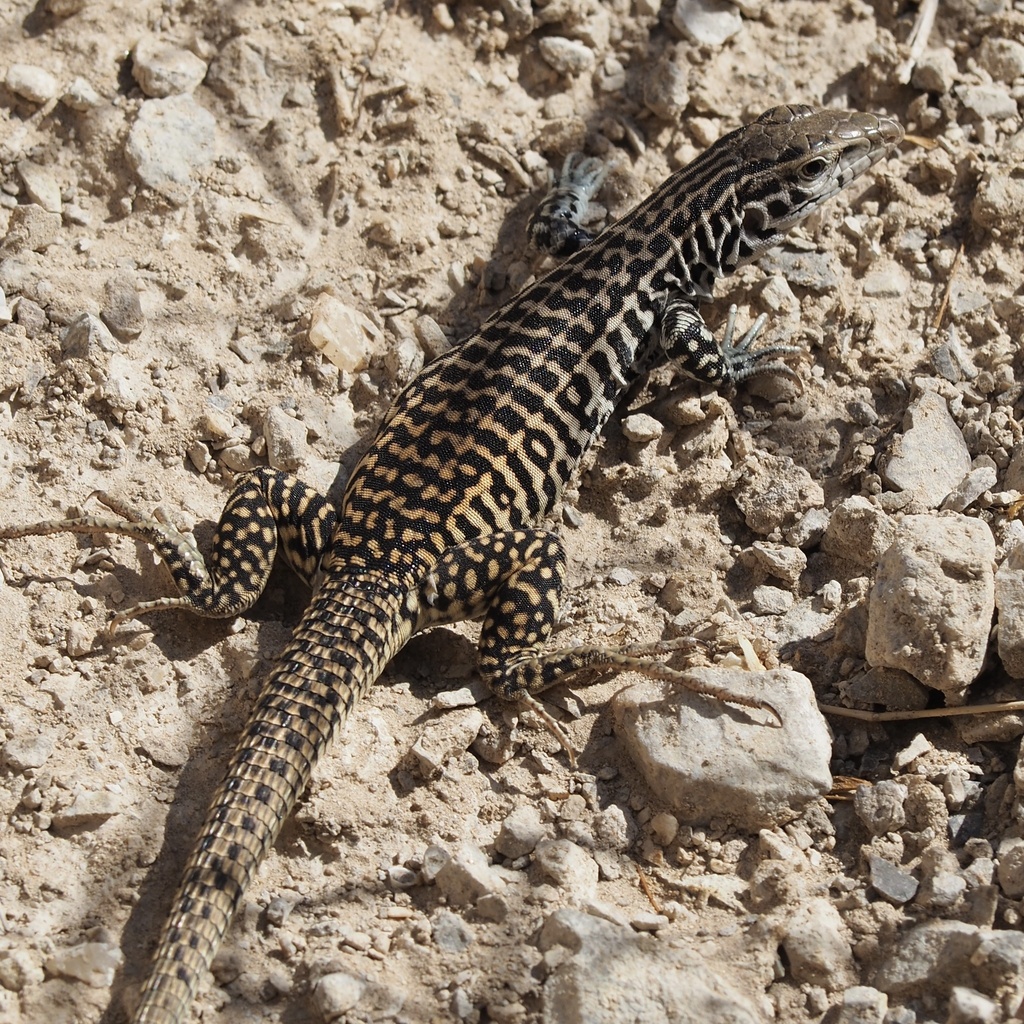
[96,561,328,1022]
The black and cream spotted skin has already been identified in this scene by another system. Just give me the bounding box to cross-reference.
[0,105,902,1024]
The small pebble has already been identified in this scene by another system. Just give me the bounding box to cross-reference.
[314,972,365,1021]
[45,941,123,987]
[621,413,663,443]
[6,63,60,103]
[538,37,595,75]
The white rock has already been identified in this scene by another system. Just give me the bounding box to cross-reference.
[593,804,634,850]
[61,312,119,359]
[541,908,761,1022]
[997,538,1024,678]
[853,780,907,836]
[911,49,958,94]
[45,940,123,987]
[52,789,130,827]
[731,452,824,535]
[828,986,888,1024]
[881,391,971,508]
[672,0,743,46]
[63,76,101,110]
[948,987,999,1024]
[748,541,806,585]
[314,971,366,1020]
[533,839,598,897]
[892,731,932,770]
[435,843,505,905]
[995,836,1024,899]
[649,811,678,846]
[621,412,663,443]
[955,83,1018,121]
[2,732,56,771]
[538,37,595,75]
[47,0,87,13]
[862,260,910,298]
[0,948,45,991]
[820,496,896,567]
[6,63,59,103]
[750,584,793,615]
[865,514,995,700]
[941,465,998,513]
[308,293,381,372]
[125,94,217,205]
[613,668,831,830]
[782,898,856,990]
[643,48,689,120]
[431,909,474,952]
[977,37,1024,83]
[132,36,208,97]
[410,707,484,776]
[100,353,149,412]
[495,804,549,859]
[101,271,146,339]
[873,920,980,997]
[264,406,308,472]
[17,160,62,213]
[916,847,966,910]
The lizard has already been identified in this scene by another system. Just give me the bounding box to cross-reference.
[0,103,902,1023]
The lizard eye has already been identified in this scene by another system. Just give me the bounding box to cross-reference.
[799,156,832,180]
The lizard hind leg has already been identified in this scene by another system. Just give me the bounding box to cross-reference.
[0,467,336,631]
[419,531,777,766]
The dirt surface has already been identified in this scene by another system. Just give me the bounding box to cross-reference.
[2,1,1024,1023]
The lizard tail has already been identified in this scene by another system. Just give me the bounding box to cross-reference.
[131,571,413,1024]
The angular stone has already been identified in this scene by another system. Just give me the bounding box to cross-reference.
[819,495,892,569]
[613,668,831,829]
[308,293,381,373]
[126,94,217,205]
[132,36,208,97]
[873,920,980,996]
[881,391,970,508]
[854,780,907,836]
[782,898,855,990]
[495,805,548,859]
[6,63,59,103]
[541,908,761,1023]
[101,272,146,340]
[995,539,1024,678]
[434,843,505,905]
[533,839,598,897]
[45,941,123,987]
[868,855,919,906]
[865,514,995,699]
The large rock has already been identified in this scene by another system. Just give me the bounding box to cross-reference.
[540,909,764,1024]
[881,391,970,508]
[612,668,831,830]
[865,515,995,701]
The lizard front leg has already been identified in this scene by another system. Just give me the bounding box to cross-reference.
[660,297,804,385]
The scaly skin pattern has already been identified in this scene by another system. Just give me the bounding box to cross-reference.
[0,105,901,1023]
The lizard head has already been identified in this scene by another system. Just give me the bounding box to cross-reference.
[725,103,903,268]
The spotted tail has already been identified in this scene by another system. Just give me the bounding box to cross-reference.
[132,571,414,1024]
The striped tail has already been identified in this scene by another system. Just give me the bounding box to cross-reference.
[132,571,413,1024]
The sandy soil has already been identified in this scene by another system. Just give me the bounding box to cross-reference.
[1,1,1023,1022]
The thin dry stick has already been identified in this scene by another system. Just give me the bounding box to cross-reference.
[819,700,1024,723]
[637,864,664,915]
[896,0,939,84]
[932,241,965,330]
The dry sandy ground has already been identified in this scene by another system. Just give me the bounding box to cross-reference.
[1,1,1023,1023]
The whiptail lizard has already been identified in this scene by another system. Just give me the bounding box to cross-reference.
[0,104,901,1023]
